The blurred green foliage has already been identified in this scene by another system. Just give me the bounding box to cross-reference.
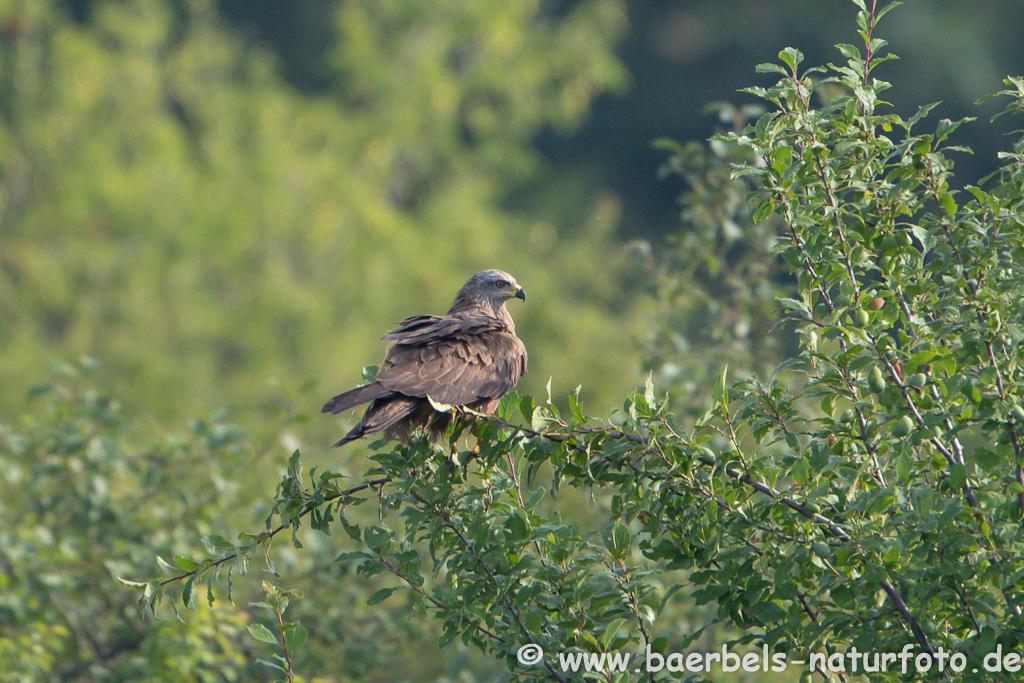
[0,0,644,427]
[1,360,257,680]
[636,109,797,421]
[4,0,1024,681]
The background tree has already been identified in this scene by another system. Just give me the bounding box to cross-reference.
[0,0,641,424]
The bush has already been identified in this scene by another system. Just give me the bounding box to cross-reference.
[67,1,1024,680]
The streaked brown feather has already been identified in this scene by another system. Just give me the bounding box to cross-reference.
[321,382,392,415]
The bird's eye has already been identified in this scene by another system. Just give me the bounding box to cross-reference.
[495,280,508,289]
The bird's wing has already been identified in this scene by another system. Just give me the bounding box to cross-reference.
[376,311,527,407]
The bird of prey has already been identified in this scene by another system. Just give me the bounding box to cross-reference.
[322,270,527,447]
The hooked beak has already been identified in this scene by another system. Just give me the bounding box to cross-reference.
[514,286,526,301]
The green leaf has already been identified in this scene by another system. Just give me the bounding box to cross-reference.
[939,192,957,217]
[875,1,903,22]
[248,623,279,645]
[531,405,550,432]
[284,623,308,652]
[256,657,288,674]
[519,395,536,424]
[755,62,789,76]
[340,515,362,541]
[713,365,729,411]
[748,600,787,623]
[497,391,520,421]
[183,576,196,610]
[778,47,804,72]
[777,298,811,318]
[974,448,1002,473]
[427,395,454,413]
[895,453,911,481]
[201,535,235,555]
[287,450,302,478]
[568,385,585,424]
[752,198,776,222]
[601,618,628,650]
[335,551,373,564]
[505,512,530,543]
[367,587,399,606]
[361,365,380,383]
[835,44,861,61]
[363,526,392,554]
[603,521,631,559]
[172,556,199,571]
[754,111,773,141]
[791,458,810,486]
[950,463,967,491]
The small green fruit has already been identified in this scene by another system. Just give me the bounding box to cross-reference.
[892,415,914,437]
[697,446,716,465]
[1010,406,1024,423]
[799,672,814,683]
[839,409,855,424]
[804,501,821,515]
[869,297,885,310]
[855,309,870,326]
[906,373,926,388]
[812,542,832,560]
[869,366,886,393]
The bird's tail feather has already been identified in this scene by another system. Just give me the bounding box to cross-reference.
[331,396,423,448]
[332,430,364,448]
[322,382,392,414]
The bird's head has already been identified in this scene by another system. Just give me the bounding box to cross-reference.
[450,270,526,314]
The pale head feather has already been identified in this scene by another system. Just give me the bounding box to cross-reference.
[447,270,524,325]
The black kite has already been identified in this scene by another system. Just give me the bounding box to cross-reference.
[322,270,528,447]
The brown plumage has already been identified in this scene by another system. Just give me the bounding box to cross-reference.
[323,270,528,447]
